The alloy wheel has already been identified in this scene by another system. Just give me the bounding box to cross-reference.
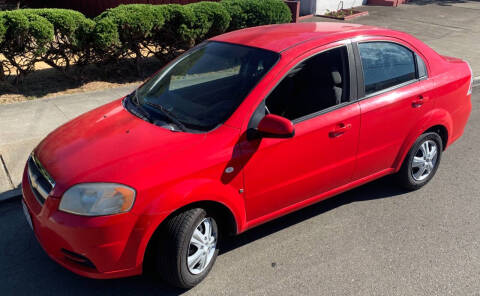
[187,217,217,275]
[411,139,438,181]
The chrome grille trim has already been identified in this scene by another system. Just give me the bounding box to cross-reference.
[31,153,55,188]
[27,153,55,204]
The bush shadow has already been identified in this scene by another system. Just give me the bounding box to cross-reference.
[0,57,164,99]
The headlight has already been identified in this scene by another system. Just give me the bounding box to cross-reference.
[59,183,136,216]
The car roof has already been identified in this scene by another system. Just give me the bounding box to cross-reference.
[210,22,388,53]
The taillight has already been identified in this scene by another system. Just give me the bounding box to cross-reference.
[466,61,473,95]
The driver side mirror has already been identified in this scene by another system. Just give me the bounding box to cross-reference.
[251,114,295,139]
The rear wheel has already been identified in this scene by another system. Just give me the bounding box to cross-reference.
[395,132,443,190]
[155,208,219,289]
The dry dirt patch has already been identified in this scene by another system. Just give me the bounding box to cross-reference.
[0,57,163,104]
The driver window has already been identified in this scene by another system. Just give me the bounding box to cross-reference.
[265,46,350,121]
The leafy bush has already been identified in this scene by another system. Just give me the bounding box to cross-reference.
[0,0,292,84]
[0,13,6,81]
[221,0,292,31]
[91,16,120,53]
[22,9,95,71]
[187,2,231,42]
[1,10,53,81]
[94,4,163,60]
[152,5,197,52]
[0,13,6,45]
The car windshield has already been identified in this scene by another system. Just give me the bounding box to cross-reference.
[135,41,280,131]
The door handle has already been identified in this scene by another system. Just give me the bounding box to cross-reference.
[412,95,428,108]
[329,123,352,138]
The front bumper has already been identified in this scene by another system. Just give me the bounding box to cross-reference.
[21,167,144,279]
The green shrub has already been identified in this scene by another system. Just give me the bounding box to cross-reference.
[221,0,292,31]
[154,4,196,47]
[1,10,53,81]
[24,9,93,48]
[0,12,6,81]
[187,2,231,42]
[22,9,94,70]
[26,14,53,51]
[95,4,164,60]
[149,4,197,61]
[0,0,292,84]
[0,12,6,45]
[91,17,120,54]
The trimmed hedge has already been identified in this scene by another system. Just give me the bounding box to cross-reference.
[0,0,291,83]
[148,4,197,60]
[0,13,6,44]
[221,0,291,31]
[1,10,54,80]
[94,4,163,60]
[0,12,7,80]
[22,9,96,70]
[189,2,231,42]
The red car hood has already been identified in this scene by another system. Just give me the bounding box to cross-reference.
[35,99,205,195]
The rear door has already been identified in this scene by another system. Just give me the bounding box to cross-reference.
[353,38,435,180]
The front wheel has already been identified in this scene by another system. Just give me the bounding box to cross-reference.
[155,208,219,289]
[395,132,443,190]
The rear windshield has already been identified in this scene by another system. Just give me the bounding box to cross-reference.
[136,41,279,131]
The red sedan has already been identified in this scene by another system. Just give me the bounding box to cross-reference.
[21,22,472,288]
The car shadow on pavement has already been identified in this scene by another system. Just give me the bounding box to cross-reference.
[0,176,406,296]
[220,176,407,254]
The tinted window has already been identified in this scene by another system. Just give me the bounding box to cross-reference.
[358,42,416,95]
[135,42,279,131]
[169,51,241,91]
[265,46,350,121]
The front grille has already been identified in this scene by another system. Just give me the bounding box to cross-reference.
[27,153,55,205]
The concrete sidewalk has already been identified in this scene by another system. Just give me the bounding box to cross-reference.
[1,1,479,200]
[0,85,137,200]
[304,0,480,76]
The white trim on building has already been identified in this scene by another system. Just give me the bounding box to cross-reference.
[299,0,367,16]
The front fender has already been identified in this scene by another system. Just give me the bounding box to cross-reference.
[145,178,246,230]
[132,178,246,267]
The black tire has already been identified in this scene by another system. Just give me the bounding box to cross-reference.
[395,132,443,190]
[155,208,219,289]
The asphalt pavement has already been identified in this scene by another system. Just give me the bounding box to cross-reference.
[1,87,479,295]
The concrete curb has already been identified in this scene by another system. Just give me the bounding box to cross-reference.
[473,76,480,88]
[0,188,21,202]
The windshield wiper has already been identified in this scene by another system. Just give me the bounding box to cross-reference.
[144,101,187,132]
[128,93,154,123]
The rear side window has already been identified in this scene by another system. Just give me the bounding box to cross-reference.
[358,42,416,95]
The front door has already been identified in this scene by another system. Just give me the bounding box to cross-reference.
[242,44,361,223]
